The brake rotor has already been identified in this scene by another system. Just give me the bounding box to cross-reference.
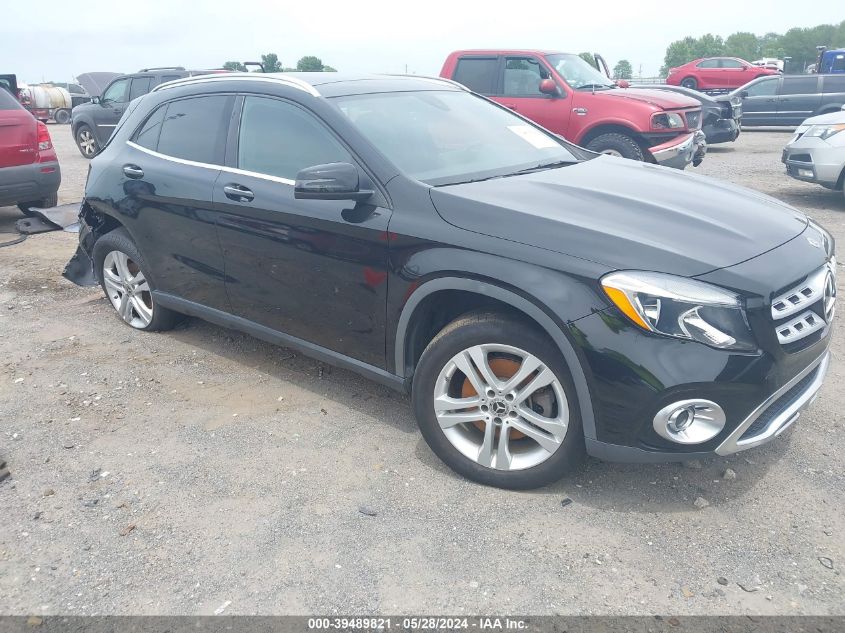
[462,357,526,439]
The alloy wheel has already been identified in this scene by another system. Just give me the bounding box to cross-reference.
[432,344,569,471]
[78,129,97,156]
[102,250,154,328]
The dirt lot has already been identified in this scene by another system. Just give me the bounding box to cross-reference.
[1,126,843,616]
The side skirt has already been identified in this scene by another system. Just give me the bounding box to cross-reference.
[153,292,407,393]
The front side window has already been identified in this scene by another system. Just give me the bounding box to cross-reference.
[156,95,232,163]
[237,96,352,180]
[745,77,778,97]
[334,90,577,186]
[503,57,551,97]
[453,57,499,94]
[544,53,613,90]
[102,78,129,103]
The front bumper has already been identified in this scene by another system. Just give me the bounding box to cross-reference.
[704,117,740,144]
[649,131,707,169]
[782,138,845,188]
[0,161,61,207]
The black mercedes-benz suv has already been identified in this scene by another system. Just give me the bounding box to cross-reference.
[64,73,837,489]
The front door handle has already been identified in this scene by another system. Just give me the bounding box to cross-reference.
[123,164,144,179]
[223,184,255,202]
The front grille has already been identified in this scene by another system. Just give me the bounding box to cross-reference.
[685,111,701,130]
[770,263,836,347]
[788,153,813,163]
[739,366,820,440]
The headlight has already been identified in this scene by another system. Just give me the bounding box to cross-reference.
[652,112,685,130]
[803,123,845,141]
[601,271,756,351]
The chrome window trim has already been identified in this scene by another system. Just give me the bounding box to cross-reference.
[152,73,321,97]
[125,141,296,185]
[715,351,830,455]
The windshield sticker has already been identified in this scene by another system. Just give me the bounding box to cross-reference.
[507,125,559,149]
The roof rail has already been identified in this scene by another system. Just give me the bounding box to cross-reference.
[138,66,186,73]
[151,72,320,97]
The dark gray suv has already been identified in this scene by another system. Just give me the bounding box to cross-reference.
[70,67,228,158]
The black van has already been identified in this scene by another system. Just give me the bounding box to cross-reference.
[735,74,845,126]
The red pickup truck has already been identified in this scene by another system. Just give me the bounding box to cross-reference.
[441,50,706,169]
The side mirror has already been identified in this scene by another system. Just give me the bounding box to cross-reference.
[91,96,100,105]
[615,79,630,89]
[294,162,373,201]
[539,79,559,96]
[740,90,749,98]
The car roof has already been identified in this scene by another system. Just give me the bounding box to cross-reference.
[450,49,562,57]
[152,72,466,98]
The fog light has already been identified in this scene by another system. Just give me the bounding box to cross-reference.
[653,399,726,444]
[798,168,814,178]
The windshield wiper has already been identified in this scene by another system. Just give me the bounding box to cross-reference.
[508,160,575,176]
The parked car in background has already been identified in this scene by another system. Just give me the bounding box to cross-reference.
[733,74,845,126]
[814,48,845,75]
[441,50,706,168]
[751,58,784,72]
[71,67,229,158]
[65,72,836,489]
[782,109,845,197]
[18,83,73,124]
[666,57,778,91]
[631,84,741,144]
[0,85,60,212]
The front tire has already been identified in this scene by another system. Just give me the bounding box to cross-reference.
[680,77,698,90]
[585,132,645,161]
[75,124,99,158]
[412,312,585,489]
[92,228,178,332]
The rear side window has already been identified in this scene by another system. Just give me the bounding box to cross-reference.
[133,104,166,150]
[453,57,498,94]
[822,75,845,93]
[159,74,182,86]
[0,86,21,110]
[129,77,152,101]
[237,96,352,181]
[696,59,719,69]
[719,59,744,69]
[780,77,819,95]
[156,95,232,163]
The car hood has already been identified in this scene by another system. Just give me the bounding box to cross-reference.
[429,156,808,277]
[75,72,121,97]
[798,110,845,127]
[600,87,699,110]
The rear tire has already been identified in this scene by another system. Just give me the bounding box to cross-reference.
[75,124,99,158]
[680,77,698,90]
[585,133,645,161]
[54,109,71,124]
[17,193,58,215]
[412,311,585,489]
[92,228,179,332]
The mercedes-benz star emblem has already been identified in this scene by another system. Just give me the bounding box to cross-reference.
[491,401,508,415]
[823,270,836,323]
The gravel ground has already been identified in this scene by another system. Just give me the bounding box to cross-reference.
[0,126,843,616]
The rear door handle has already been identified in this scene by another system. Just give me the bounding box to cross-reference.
[123,164,144,179]
[223,184,255,202]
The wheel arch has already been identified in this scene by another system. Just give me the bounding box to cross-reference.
[577,122,645,148]
[395,276,598,440]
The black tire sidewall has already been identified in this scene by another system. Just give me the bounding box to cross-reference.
[92,228,176,332]
[412,314,585,489]
[681,77,698,90]
[586,133,645,161]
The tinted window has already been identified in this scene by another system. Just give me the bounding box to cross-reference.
[720,59,744,69]
[745,77,778,96]
[159,74,182,86]
[780,77,819,95]
[822,75,845,93]
[0,87,21,110]
[157,96,231,163]
[238,96,351,180]
[834,55,845,72]
[102,78,129,103]
[453,57,498,94]
[697,59,719,69]
[129,77,152,101]
[133,104,166,150]
[503,57,550,97]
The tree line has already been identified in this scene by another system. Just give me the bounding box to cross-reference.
[222,53,337,73]
[662,21,845,74]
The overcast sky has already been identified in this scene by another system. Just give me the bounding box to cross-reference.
[3,0,841,84]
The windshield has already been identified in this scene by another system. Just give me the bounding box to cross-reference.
[545,54,614,90]
[332,90,577,186]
